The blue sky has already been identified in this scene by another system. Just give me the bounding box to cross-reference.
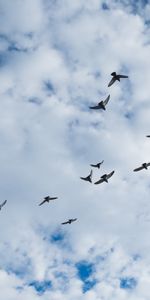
[1,0,150,299]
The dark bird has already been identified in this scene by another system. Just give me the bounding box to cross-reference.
[80,170,92,183]
[94,170,115,184]
[146,135,150,138]
[89,95,110,110]
[0,200,7,210]
[61,218,77,225]
[39,196,58,206]
[90,160,104,169]
[133,163,150,172]
[108,72,128,87]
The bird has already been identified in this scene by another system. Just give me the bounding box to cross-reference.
[146,135,150,138]
[90,160,104,169]
[39,196,58,206]
[108,72,128,87]
[61,218,77,225]
[0,200,7,210]
[89,95,110,110]
[133,163,150,172]
[80,170,92,183]
[94,170,115,184]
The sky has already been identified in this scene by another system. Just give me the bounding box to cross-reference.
[1,0,150,299]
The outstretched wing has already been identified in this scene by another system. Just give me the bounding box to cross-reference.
[94,178,104,185]
[107,170,115,179]
[0,200,7,208]
[147,162,150,167]
[108,77,116,87]
[118,75,128,78]
[133,166,144,172]
[90,164,97,167]
[61,221,69,225]
[39,199,47,206]
[71,218,77,222]
[89,105,100,109]
[50,197,58,201]
[146,135,150,138]
[103,95,110,106]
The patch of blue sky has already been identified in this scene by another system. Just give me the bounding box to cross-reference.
[76,261,94,281]
[28,97,42,105]
[29,280,52,295]
[120,277,137,290]
[102,3,109,10]
[51,230,65,243]
[76,261,97,293]
[83,279,97,293]
[43,80,55,95]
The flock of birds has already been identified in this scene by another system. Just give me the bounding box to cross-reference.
[1,72,150,225]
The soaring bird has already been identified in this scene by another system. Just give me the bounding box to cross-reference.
[133,163,150,172]
[0,200,7,210]
[90,160,104,169]
[108,72,128,87]
[94,170,115,184]
[89,95,110,110]
[61,218,77,225]
[80,170,92,183]
[39,196,58,206]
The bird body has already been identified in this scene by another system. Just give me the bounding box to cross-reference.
[80,170,92,183]
[39,196,58,206]
[108,72,128,87]
[133,163,150,172]
[90,160,104,169]
[94,170,115,185]
[89,95,110,110]
[61,218,77,225]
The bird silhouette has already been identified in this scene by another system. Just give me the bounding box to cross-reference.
[0,200,7,210]
[133,163,150,172]
[146,135,150,138]
[90,160,104,169]
[94,170,115,184]
[108,72,128,87]
[39,196,58,206]
[89,95,110,110]
[80,170,92,183]
[61,218,77,225]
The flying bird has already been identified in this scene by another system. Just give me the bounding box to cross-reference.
[39,196,58,206]
[133,163,150,172]
[146,135,150,138]
[89,95,110,110]
[108,72,128,87]
[94,170,115,184]
[80,170,92,183]
[0,200,7,210]
[61,218,77,225]
[90,160,104,169]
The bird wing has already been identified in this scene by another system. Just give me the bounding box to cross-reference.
[72,218,77,222]
[133,166,144,172]
[90,164,97,167]
[103,95,110,106]
[147,163,150,167]
[94,178,104,185]
[0,200,7,208]
[89,105,100,109]
[39,199,47,206]
[61,221,69,225]
[50,197,58,200]
[108,77,116,87]
[107,170,115,179]
[118,75,128,78]
[146,135,150,138]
